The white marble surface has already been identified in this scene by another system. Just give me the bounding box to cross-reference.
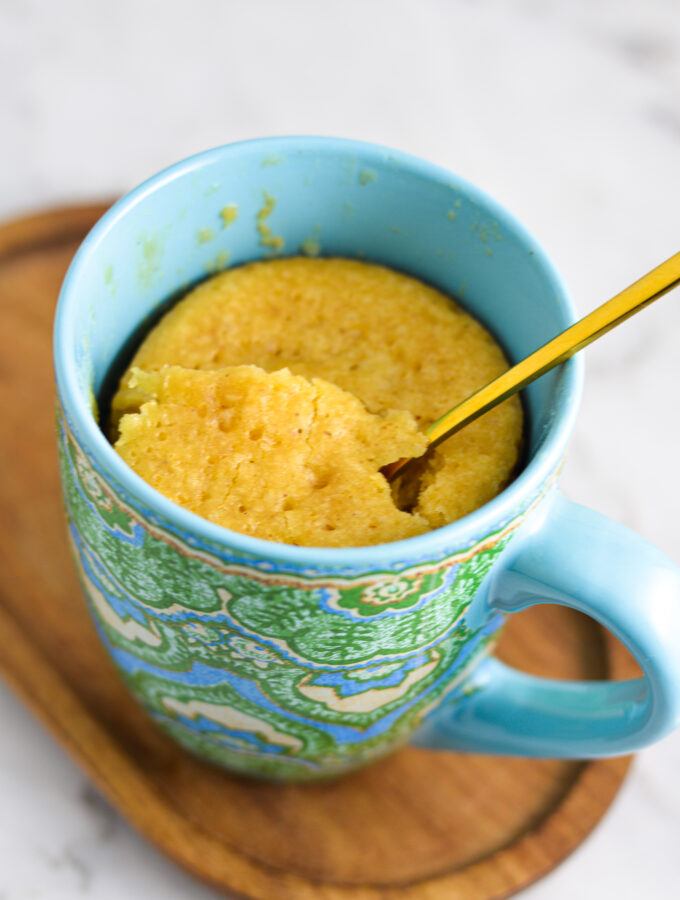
[1,0,679,896]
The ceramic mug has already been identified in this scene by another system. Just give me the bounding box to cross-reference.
[54,137,680,782]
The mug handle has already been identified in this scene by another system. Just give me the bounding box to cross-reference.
[412,491,680,757]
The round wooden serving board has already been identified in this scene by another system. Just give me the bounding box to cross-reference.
[0,205,638,900]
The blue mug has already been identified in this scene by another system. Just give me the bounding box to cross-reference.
[54,137,680,781]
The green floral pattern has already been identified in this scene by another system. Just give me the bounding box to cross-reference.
[58,409,527,781]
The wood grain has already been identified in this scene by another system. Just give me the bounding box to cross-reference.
[0,205,638,900]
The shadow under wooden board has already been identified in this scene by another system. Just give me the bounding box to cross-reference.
[0,204,639,900]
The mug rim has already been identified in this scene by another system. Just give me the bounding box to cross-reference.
[54,135,583,566]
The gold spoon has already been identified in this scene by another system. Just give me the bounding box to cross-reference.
[384,251,680,482]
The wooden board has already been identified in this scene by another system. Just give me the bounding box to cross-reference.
[0,205,638,900]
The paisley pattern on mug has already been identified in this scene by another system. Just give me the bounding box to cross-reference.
[58,408,532,781]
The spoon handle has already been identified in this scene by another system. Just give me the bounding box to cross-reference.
[385,251,680,481]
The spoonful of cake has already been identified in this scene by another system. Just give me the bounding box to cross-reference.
[383,251,680,482]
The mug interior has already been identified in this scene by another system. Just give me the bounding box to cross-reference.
[54,137,582,566]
